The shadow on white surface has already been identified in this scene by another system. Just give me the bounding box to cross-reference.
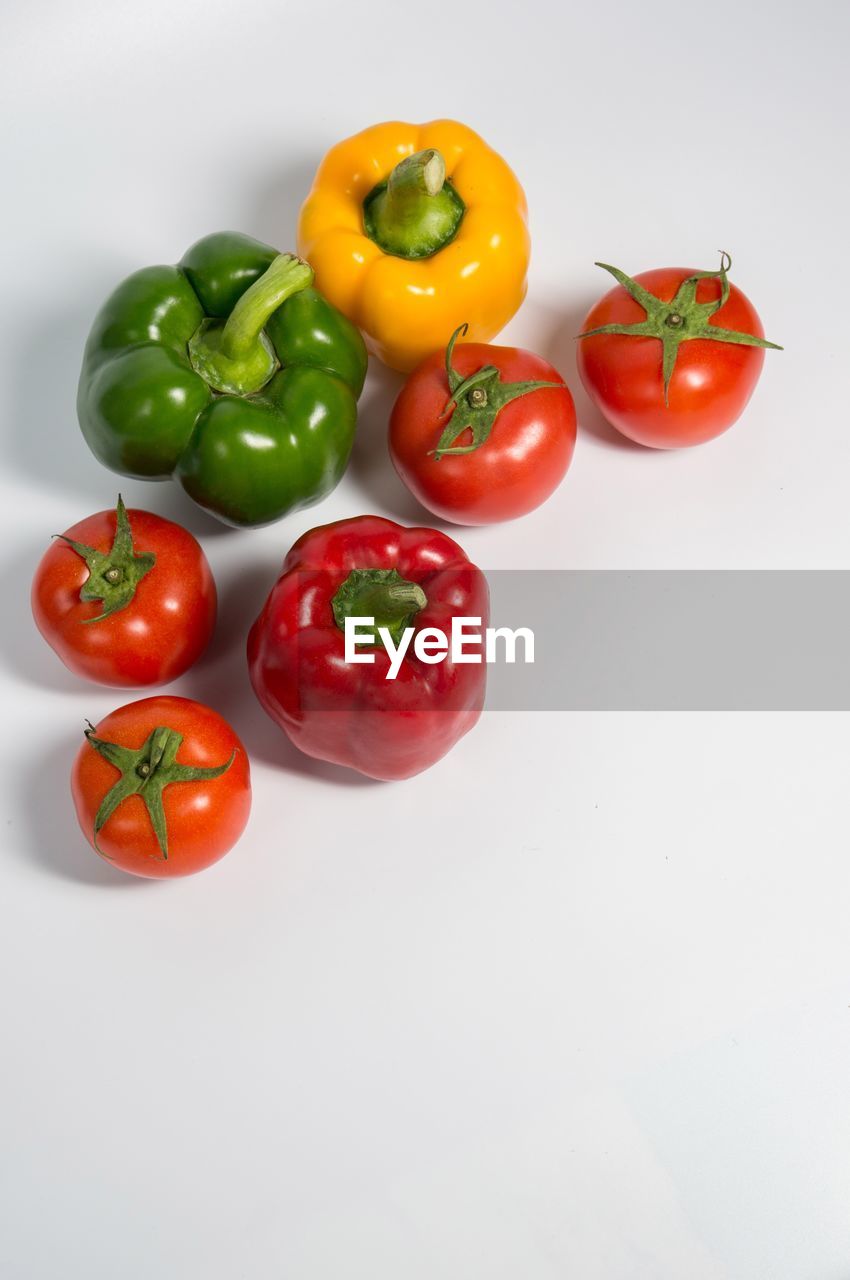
[15,730,150,887]
[346,360,431,524]
[4,306,242,541]
[346,357,470,530]
[250,156,323,251]
[4,286,132,507]
[540,294,650,454]
[1,540,91,692]
[122,479,241,540]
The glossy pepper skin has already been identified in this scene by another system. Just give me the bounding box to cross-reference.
[298,120,530,373]
[77,232,368,528]
[247,515,489,780]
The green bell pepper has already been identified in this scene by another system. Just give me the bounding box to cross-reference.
[77,232,368,528]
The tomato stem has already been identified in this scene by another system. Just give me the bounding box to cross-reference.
[577,252,783,406]
[84,721,235,861]
[54,495,155,623]
[431,324,565,459]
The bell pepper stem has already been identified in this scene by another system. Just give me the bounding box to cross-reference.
[188,253,314,396]
[221,254,313,360]
[331,568,427,648]
[353,580,427,621]
[363,150,465,260]
[387,149,446,203]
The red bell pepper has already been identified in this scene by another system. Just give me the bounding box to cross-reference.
[247,515,489,780]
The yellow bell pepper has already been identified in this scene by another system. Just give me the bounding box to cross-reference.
[297,119,531,373]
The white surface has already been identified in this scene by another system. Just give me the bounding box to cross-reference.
[2,2,848,1276]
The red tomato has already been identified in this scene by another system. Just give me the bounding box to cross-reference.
[576,262,778,448]
[389,332,576,524]
[71,696,251,878]
[32,497,216,686]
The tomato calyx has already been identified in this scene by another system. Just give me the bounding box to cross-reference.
[54,496,155,623]
[331,568,427,647]
[431,325,565,460]
[83,720,235,861]
[577,253,783,405]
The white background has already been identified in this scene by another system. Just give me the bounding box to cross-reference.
[2,1,848,1276]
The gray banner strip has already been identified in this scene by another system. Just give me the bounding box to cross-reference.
[485,571,850,710]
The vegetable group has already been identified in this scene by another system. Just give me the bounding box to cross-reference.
[32,497,216,687]
[28,114,785,874]
[577,255,781,448]
[72,696,251,877]
[298,120,530,372]
[390,326,577,524]
[78,232,367,526]
[247,515,489,780]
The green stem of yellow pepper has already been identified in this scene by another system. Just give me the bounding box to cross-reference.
[363,150,465,261]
